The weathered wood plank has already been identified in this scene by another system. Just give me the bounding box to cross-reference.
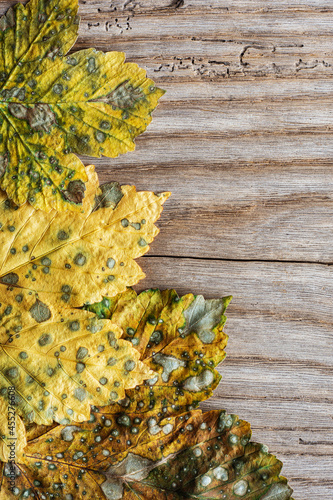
[141,99,333,137]
[97,162,333,263]
[1,2,332,82]
[92,134,333,163]
[135,257,333,320]
[203,396,333,433]
[79,0,333,13]
[73,4,333,80]
[80,11,333,36]
[156,78,333,102]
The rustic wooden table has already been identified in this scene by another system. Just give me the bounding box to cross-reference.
[2,0,333,498]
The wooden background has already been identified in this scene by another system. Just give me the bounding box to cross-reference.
[79,2,333,499]
[2,0,333,498]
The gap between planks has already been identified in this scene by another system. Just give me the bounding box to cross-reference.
[144,254,333,267]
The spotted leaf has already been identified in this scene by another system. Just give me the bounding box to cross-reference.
[0,165,170,307]
[0,0,164,211]
[0,287,154,462]
[0,409,293,499]
[86,288,231,417]
[23,287,230,453]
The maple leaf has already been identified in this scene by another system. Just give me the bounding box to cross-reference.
[0,165,170,307]
[86,288,231,417]
[0,286,155,462]
[0,409,293,499]
[0,0,164,212]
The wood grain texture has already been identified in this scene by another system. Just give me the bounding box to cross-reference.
[1,0,332,498]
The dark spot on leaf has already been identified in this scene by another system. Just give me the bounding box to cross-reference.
[38,12,47,23]
[149,330,164,345]
[53,83,63,94]
[62,180,86,204]
[57,230,69,241]
[93,182,123,211]
[74,387,87,401]
[17,88,26,101]
[100,120,111,130]
[38,333,52,346]
[106,258,115,269]
[74,253,86,266]
[8,103,28,120]
[28,104,56,133]
[8,103,56,134]
[138,238,148,247]
[124,360,136,371]
[29,299,51,323]
[6,367,18,378]
[87,57,96,73]
[0,152,8,178]
[76,362,85,373]
[95,131,106,143]
[107,332,117,348]
[4,305,12,315]
[66,57,78,66]
[69,320,80,331]
[0,273,19,285]
[90,81,144,110]
[117,414,131,427]
[76,347,88,360]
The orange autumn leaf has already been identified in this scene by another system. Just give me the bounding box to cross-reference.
[0,409,293,499]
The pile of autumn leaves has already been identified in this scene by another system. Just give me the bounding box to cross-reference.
[0,0,293,498]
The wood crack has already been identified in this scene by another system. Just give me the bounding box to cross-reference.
[145,255,333,267]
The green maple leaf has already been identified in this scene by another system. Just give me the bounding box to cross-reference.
[0,0,164,212]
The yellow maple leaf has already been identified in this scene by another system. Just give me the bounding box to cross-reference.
[0,165,170,307]
[0,0,164,211]
[0,287,155,462]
